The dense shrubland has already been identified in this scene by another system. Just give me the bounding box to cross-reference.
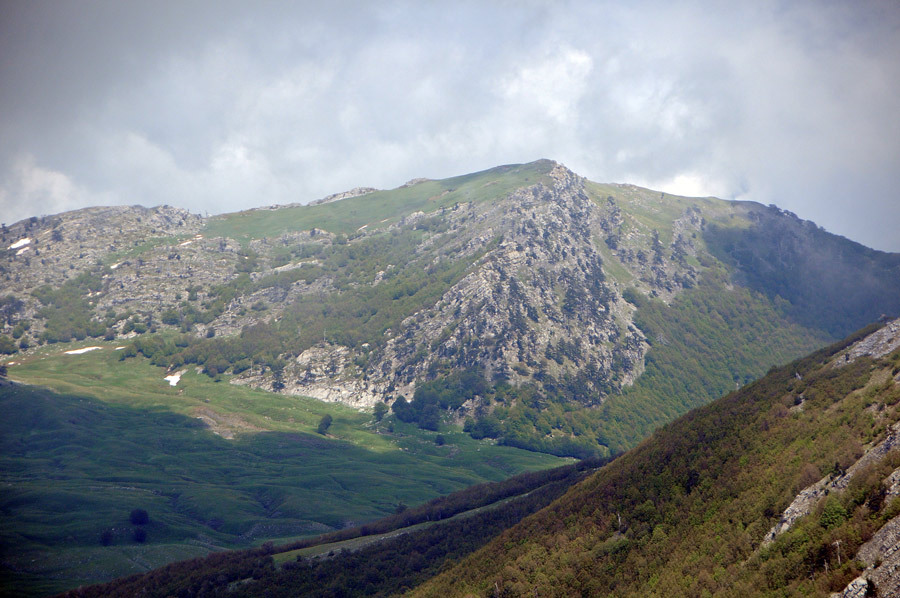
[413,325,900,597]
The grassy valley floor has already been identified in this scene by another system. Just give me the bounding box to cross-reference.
[0,343,564,596]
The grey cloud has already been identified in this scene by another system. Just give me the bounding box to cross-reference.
[1,0,898,250]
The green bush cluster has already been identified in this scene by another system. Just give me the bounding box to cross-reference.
[31,270,113,343]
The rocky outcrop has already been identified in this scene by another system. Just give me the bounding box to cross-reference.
[764,320,900,546]
[1,205,202,293]
[765,320,900,598]
[308,187,378,206]
[855,511,900,597]
[831,509,900,597]
[838,318,900,365]
[370,164,650,401]
[233,344,381,408]
[762,421,900,546]
[0,205,205,341]
[228,164,675,408]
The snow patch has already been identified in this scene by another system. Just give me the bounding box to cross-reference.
[110,262,122,270]
[16,246,30,256]
[8,238,31,250]
[164,371,185,387]
[64,346,103,355]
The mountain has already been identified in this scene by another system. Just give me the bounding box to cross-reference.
[56,319,900,597]
[2,160,899,457]
[0,161,900,456]
[3,160,900,595]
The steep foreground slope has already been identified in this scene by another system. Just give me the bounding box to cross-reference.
[413,320,900,597]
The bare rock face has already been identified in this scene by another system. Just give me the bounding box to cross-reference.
[860,519,900,596]
[308,187,378,206]
[0,205,205,340]
[1,205,203,292]
[831,512,900,597]
[361,165,648,403]
[762,421,900,546]
[839,318,900,364]
[830,577,871,598]
[232,345,380,408]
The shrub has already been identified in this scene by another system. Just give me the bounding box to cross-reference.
[130,508,149,525]
[0,335,17,355]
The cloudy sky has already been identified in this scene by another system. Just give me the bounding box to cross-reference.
[1,1,899,250]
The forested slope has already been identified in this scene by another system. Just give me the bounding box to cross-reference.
[413,321,900,597]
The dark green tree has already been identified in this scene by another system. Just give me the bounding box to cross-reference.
[317,414,333,435]
[0,335,16,355]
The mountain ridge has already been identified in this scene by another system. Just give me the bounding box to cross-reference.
[3,160,900,594]
[2,160,899,456]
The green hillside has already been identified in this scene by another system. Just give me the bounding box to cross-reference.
[414,323,900,597]
[201,160,555,240]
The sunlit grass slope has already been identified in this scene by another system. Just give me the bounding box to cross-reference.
[202,160,555,241]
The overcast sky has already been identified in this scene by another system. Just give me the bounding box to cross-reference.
[1,1,898,251]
